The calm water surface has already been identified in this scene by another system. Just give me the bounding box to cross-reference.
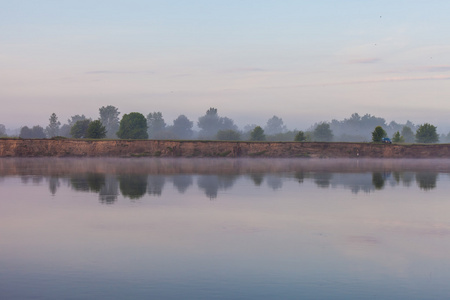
[1,158,450,299]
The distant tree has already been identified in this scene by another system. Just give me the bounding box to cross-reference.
[19,126,32,138]
[0,124,6,137]
[250,126,266,141]
[392,131,404,143]
[313,123,333,142]
[415,123,439,143]
[266,131,297,141]
[294,131,306,142]
[216,129,241,141]
[45,113,60,138]
[171,115,193,139]
[31,126,46,138]
[197,107,238,139]
[401,126,415,143]
[443,132,450,143]
[86,120,107,139]
[70,119,91,138]
[99,106,120,138]
[59,124,71,138]
[68,114,88,126]
[264,116,287,135]
[146,112,166,139]
[372,126,387,142]
[117,112,148,139]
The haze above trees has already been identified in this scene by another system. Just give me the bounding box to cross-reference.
[2,107,450,144]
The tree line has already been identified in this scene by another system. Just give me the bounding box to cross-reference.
[1,107,449,143]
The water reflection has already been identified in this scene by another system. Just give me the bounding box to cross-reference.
[1,158,448,201]
[119,174,147,199]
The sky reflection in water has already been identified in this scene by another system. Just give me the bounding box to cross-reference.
[1,158,450,299]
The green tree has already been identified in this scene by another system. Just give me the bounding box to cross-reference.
[86,120,107,139]
[99,106,120,138]
[415,123,439,143]
[45,113,60,138]
[250,126,266,141]
[392,131,404,143]
[146,112,166,139]
[70,119,91,138]
[401,126,415,143]
[313,123,333,142]
[294,131,306,142]
[117,112,148,139]
[372,126,387,142]
[216,129,241,141]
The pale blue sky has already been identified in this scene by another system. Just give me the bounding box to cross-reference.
[1,0,450,131]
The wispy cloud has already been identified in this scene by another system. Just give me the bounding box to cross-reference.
[349,58,380,64]
[85,70,155,75]
[223,67,270,74]
[420,65,450,72]
[266,74,450,89]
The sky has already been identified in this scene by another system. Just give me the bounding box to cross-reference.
[1,0,450,132]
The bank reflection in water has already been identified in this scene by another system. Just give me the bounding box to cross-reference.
[16,170,442,203]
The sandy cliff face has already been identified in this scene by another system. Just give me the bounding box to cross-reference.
[0,139,449,158]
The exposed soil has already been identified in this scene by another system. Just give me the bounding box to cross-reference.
[1,139,450,158]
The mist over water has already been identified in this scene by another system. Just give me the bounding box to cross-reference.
[2,158,450,299]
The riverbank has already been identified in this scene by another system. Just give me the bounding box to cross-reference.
[1,139,450,158]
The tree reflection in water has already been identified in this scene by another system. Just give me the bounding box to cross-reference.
[48,176,60,195]
[415,172,438,191]
[249,173,264,186]
[372,172,385,190]
[119,174,148,199]
[197,174,238,199]
[99,175,119,204]
[13,159,443,201]
[147,175,165,196]
[171,174,193,193]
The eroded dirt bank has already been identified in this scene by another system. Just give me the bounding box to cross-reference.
[1,139,450,158]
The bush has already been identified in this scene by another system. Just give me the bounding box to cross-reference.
[216,130,241,141]
[372,126,387,142]
[86,120,107,139]
[117,112,148,139]
[415,123,439,143]
[250,126,266,141]
[294,131,306,142]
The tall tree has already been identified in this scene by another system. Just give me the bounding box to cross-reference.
[171,115,193,139]
[313,123,333,142]
[146,112,166,139]
[415,123,439,143]
[99,105,120,138]
[264,116,287,135]
[45,113,60,138]
[117,112,148,139]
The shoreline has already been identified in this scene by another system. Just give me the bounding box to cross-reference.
[1,139,450,158]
